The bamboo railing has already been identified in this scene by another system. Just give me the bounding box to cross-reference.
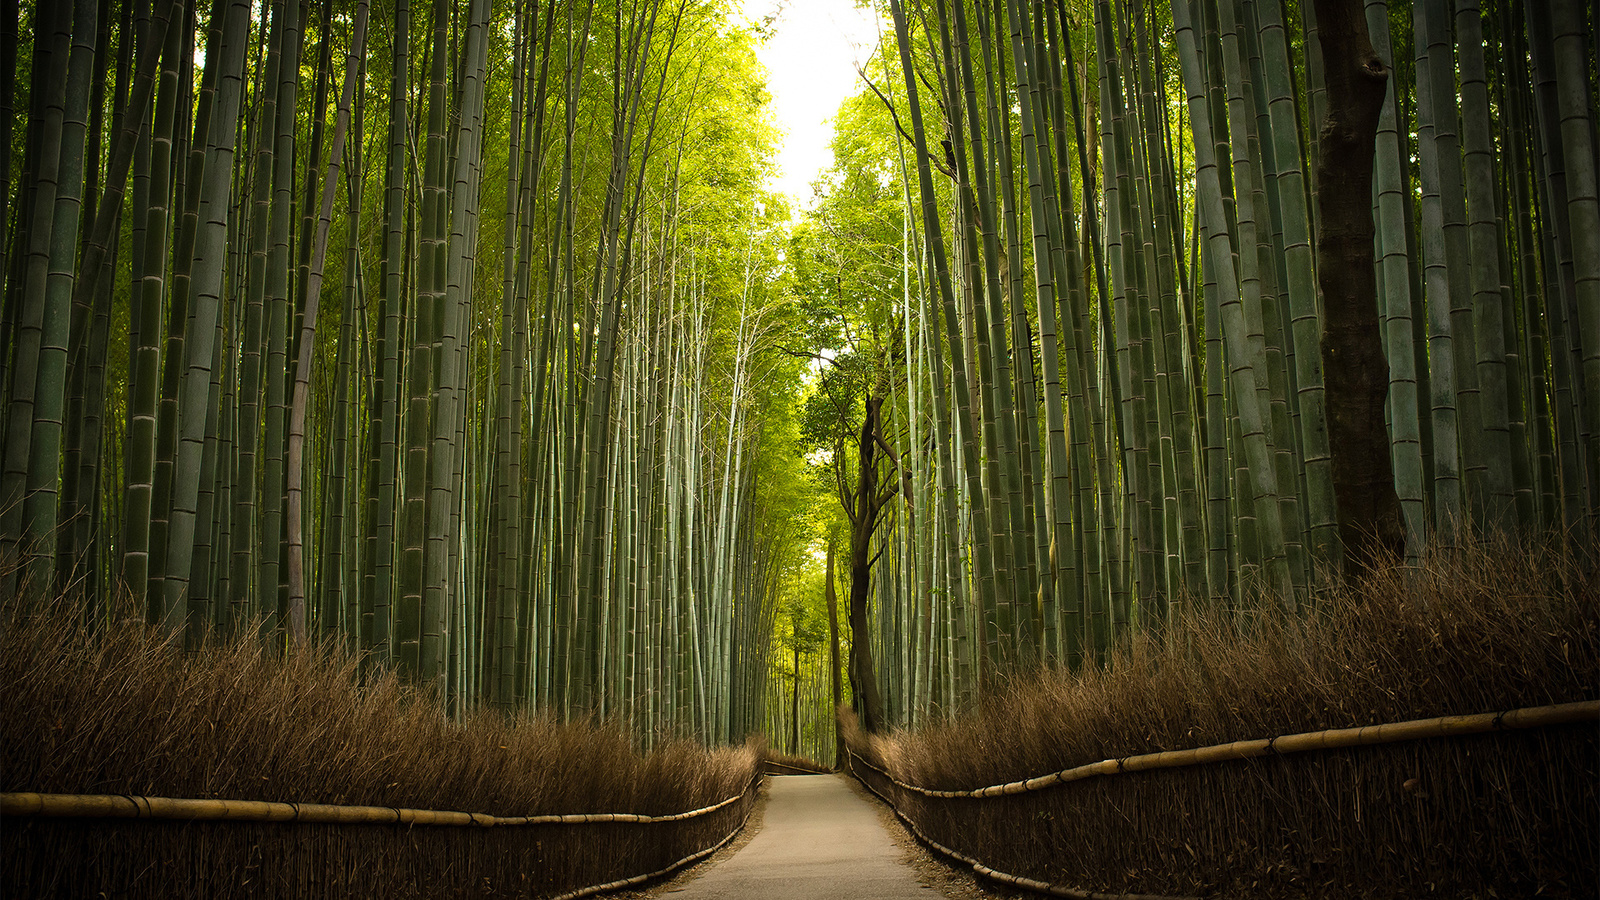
[862,699,1598,798]
[1,784,748,826]
[548,795,759,900]
[2,774,763,897]
[0,781,753,827]
[849,764,1199,900]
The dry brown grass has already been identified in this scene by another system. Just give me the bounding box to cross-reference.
[0,598,757,898]
[847,535,1599,898]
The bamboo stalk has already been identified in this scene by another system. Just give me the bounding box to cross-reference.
[867,698,1598,798]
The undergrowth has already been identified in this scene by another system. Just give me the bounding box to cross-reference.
[1,597,758,898]
[847,535,1598,899]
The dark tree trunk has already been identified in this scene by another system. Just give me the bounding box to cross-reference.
[1312,0,1406,574]
[825,539,845,767]
[847,396,888,733]
[790,637,800,755]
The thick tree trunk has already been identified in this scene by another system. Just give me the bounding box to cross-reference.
[825,539,844,767]
[790,638,800,755]
[848,396,887,733]
[1312,0,1405,574]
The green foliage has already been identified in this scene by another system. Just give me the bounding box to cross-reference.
[785,90,911,357]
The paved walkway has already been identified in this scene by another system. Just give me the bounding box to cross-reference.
[667,774,941,899]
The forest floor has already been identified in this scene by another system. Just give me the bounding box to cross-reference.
[622,773,1009,899]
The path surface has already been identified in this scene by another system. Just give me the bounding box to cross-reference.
[664,774,944,899]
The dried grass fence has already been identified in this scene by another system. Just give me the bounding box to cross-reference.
[843,540,1600,899]
[0,601,761,898]
[847,701,1596,899]
[2,779,759,899]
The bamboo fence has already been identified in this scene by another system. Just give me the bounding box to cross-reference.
[2,775,763,898]
[861,699,1598,798]
[846,699,1598,898]
[851,767,1199,900]
[0,778,755,827]
[548,798,759,900]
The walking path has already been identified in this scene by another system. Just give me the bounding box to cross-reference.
[664,774,946,899]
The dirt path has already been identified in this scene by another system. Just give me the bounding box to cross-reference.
[655,773,957,899]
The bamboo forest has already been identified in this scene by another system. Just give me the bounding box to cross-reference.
[2,0,1596,897]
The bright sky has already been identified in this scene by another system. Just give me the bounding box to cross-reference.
[735,0,882,213]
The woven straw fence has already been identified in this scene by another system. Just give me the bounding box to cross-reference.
[0,775,761,899]
[846,701,1598,899]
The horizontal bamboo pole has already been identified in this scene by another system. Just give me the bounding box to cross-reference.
[865,699,1599,799]
[0,775,761,827]
[550,794,758,900]
[848,752,892,778]
[847,755,1197,900]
